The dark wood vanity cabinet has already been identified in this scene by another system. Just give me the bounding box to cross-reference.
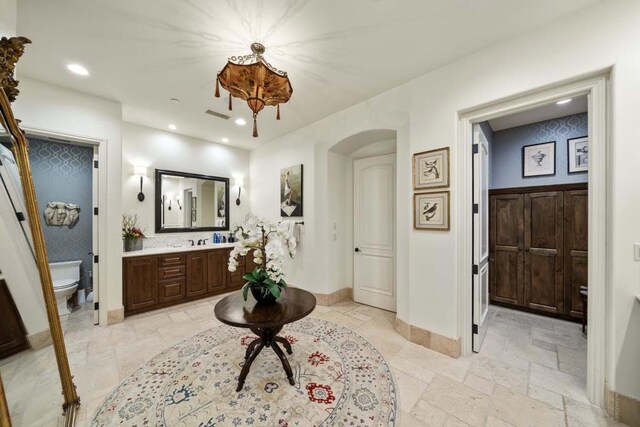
[124,248,254,316]
[124,256,158,313]
[489,184,587,321]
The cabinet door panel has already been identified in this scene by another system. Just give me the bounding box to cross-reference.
[186,252,208,298]
[490,194,524,306]
[524,192,563,314]
[159,278,185,303]
[564,189,588,319]
[125,256,158,312]
[207,250,227,294]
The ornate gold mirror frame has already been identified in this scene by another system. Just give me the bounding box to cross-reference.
[0,36,80,426]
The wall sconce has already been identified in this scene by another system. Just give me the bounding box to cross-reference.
[133,166,148,202]
[234,176,244,206]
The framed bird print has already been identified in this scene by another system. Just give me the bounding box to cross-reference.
[522,141,555,177]
[413,147,449,190]
[414,191,450,230]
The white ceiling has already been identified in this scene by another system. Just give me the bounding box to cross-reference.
[16,0,598,149]
[488,95,588,131]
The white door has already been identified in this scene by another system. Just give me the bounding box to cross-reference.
[92,149,99,325]
[353,154,396,312]
[472,124,490,352]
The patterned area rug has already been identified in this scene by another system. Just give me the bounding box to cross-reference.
[91,318,396,426]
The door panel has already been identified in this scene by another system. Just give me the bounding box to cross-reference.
[524,192,563,314]
[158,278,185,303]
[489,194,524,306]
[473,125,490,352]
[207,250,227,293]
[186,252,208,298]
[354,154,396,312]
[564,190,588,319]
[125,256,158,312]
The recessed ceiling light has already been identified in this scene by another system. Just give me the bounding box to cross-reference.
[66,63,89,76]
[221,137,229,143]
[556,98,572,105]
[168,124,177,130]
[234,118,247,126]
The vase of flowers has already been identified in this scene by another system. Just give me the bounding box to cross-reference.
[122,213,145,252]
[228,214,296,304]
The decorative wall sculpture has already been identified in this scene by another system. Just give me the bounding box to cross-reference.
[44,202,80,228]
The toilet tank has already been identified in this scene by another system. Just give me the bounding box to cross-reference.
[49,260,82,282]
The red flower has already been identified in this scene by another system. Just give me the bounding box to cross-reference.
[307,351,329,367]
[305,383,335,404]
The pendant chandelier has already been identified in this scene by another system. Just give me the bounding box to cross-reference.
[215,42,293,138]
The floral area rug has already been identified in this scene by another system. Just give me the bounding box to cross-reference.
[91,318,396,426]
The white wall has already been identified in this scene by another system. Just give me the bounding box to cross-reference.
[251,0,640,400]
[122,122,250,236]
[0,0,16,38]
[13,78,123,325]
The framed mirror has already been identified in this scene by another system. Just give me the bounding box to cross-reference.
[155,169,229,233]
[0,36,80,425]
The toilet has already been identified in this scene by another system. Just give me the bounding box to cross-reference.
[49,260,81,316]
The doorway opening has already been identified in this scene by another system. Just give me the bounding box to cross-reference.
[459,73,608,407]
[473,97,590,403]
[328,129,398,313]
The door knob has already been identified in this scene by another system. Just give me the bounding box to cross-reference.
[354,248,361,253]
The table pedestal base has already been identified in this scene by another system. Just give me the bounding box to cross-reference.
[237,326,294,392]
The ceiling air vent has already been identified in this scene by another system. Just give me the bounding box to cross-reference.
[205,109,231,120]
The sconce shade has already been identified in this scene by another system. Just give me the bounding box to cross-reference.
[133,165,148,176]
[234,177,244,187]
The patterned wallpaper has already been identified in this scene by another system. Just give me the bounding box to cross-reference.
[29,138,93,290]
[489,113,588,189]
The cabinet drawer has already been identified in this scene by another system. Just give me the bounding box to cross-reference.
[158,265,185,280]
[159,254,185,267]
[158,278,185,303]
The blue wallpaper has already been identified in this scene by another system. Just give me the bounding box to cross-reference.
[489,113,588,189]
[29,138,93,290]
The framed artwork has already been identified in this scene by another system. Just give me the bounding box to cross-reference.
[522,141,555,177]
[280,164,303,217]
[567,136,588,174]
[413,147,449,190]
[414,191,450,230]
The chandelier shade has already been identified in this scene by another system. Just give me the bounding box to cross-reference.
[215,43,292,137]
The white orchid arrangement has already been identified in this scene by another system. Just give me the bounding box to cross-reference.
[228,214,297,300]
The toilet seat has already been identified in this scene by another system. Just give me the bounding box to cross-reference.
[53,279,78,290]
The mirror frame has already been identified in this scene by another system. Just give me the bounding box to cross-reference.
[155,169,230,233]
[0,36,80,425]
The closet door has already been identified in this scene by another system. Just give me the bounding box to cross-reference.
[489,194,524,306]
[524,191,564,314]
[564,189,588,319]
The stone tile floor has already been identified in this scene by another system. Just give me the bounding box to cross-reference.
[0,296,625,426]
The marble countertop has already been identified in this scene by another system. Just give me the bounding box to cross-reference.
[122,243,236,258]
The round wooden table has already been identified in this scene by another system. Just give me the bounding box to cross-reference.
[214,287,316,391]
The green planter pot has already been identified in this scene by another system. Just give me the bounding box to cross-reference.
[123,237,143,252]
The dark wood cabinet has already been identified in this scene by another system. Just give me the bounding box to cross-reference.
[0,279,29,359]
[124,256,158,312]
[207,250,227,293]
[524,191,564,314]
[489,184,587,321]
[186,252,208,298]
[124,247,254,316]
[564,189,588,319]
[490,194,524,306]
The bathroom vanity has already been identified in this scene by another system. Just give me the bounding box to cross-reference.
[122,245,256,316]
